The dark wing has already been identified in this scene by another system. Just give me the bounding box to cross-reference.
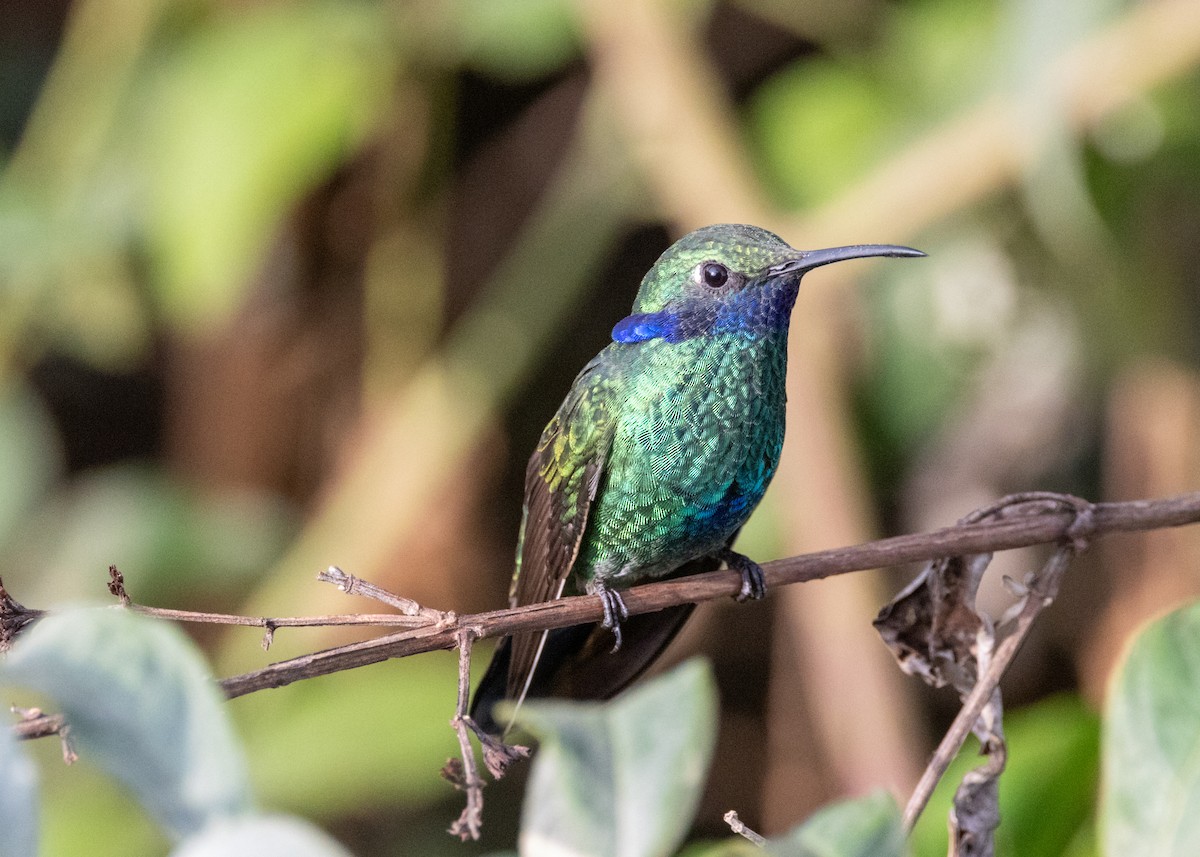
[505,354,616,705]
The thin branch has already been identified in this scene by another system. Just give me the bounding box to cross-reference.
[11,709,76,764]
[318,566,449,623]
[439,627,529,841]
[123,605,434,632]
[103,564,440,651]
[9,491,1200,725]
[11,710,65,741]
[444,630,486,841]
[215,492,1200,700]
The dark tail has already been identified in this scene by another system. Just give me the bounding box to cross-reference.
[469,636,513,737]
[468,604,696,736]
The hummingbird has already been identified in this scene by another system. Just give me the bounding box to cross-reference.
[469,224,923,738]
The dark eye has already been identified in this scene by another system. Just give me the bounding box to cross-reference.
[701,262,729,288]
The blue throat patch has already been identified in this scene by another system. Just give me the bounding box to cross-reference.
[611,281,799,344]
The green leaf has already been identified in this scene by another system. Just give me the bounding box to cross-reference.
[1101,600,1200,857]
[510,658,718,857]
[0,608,252,838]
[748,60,896,208]
[767,791,904,857]
[169,815,352,857]
[0,718,38,857]
[0,382,60,549]
[19,465,294,605]
[450,0,580,80]
[37,760,167,857]
[236,651,460,815]
[136,2,393,330]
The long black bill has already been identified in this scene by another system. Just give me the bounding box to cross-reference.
[770,244,925,276]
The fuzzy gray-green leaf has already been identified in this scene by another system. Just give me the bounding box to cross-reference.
[1101,600,1200,857]
[511,658,717,857]
[1,608,251,838]
[0,720,38,857]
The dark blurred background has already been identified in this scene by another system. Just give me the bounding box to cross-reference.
[2,0,1199,854]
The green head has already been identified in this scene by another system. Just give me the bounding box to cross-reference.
[629,223,923,316]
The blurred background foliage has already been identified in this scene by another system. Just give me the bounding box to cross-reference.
[2,0,1200,853]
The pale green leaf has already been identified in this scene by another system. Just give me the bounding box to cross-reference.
[678,839,762,857]
[1,608,251,838]
[767,791,903,857]
[684,792,902,857]
[511,658,718,857]
[1101,600,1200,857]
[170,815,352,857]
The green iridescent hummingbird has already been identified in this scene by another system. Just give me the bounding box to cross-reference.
[470,224,923,736]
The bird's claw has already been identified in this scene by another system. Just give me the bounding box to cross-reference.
[595,583,630,652]
[720,549,767,602]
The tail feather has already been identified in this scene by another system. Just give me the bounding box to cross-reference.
[468,604,696,737]
[469,636,513,737]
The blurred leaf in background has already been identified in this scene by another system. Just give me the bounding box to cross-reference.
[910,695,1100,857]
[136,1,394,330]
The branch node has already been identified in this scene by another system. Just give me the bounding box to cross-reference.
[319,566,445,623]
[261,620,277,651]
[1065,502,1097,553]
[58,723,78,765]
[107,565,131,606]
[0,577,44,652]
[723,810,766,846]
[12,708,76,762]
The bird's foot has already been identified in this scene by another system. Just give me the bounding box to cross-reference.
[593,581,630,652]
[718,549,767,602]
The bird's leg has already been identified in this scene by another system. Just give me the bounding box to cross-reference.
[717,548,767,602]
[592,580,630,652]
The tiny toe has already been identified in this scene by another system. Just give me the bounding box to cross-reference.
[596,584,628,652]
[744,564,763,597]
[608,621,623,653]
[722,549,766,602]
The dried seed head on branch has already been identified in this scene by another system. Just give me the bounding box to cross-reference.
[875,493,1094,855]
